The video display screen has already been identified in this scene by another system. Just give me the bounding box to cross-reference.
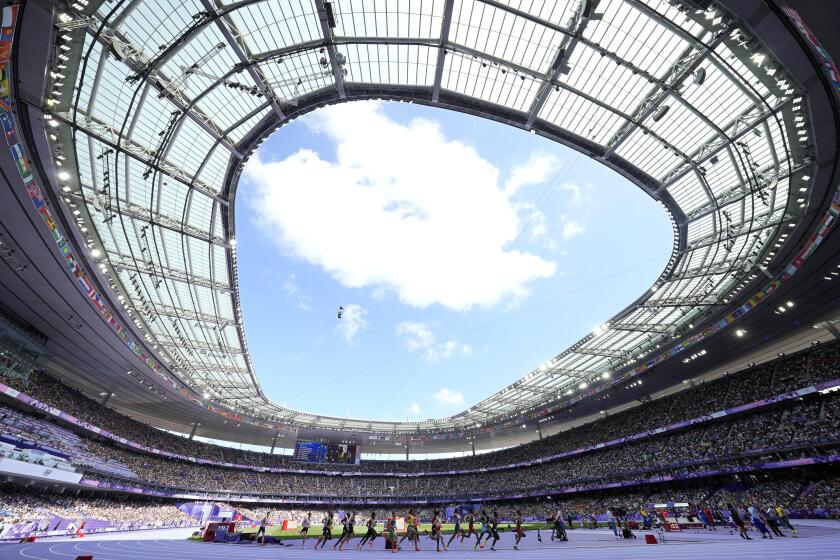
[293,441,360,464]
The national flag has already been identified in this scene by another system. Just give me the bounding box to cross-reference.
[2,6,18,29]
[11,142,33,183]
[0,112,14,143]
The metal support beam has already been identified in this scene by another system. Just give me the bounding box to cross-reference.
[106,251,230,291]
[610,323,672,334]
[67,189,227,247]
[432,0,455,103]
[86,26,237,154]
[824,323,840,341]
[525,0,594,127]
[156,335,244,355]
[573,347,627,359]
[201,0,286,119]
[56,110,225,204]
[155,303,235,325]
[603,33,722,158]
[314,0,346,98]
[188,422,199,440]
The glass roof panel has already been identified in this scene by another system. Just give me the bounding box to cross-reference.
[614,125,686,180]
[333,0,445,39]
[561,42,655,115]
[441,51,540,111]
[584,0,694,78]
[257,50,334,103]
[343,43,437,85]
[539,87,631,145]
[450,0,564,73]
[223,0,322,57]
[117,0,204,53]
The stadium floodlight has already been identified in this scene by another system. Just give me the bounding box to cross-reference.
[652,105,670,122]
[786,301,794,308]
[57,171,70,181]
[735,328,747,337]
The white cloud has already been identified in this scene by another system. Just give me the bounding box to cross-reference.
[245,101,556,310]
[337,304,367,345]
[504,151,561,196]
[562,220,585,240]
[560,182,584,205]
[433,388,465,406]
[396,321,471,362]
[281,273,310,311]
[406,403,422,416]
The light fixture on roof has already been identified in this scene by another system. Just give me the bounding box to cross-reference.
[735,328,746,337]
[652,105,670,122]
[786,300,794,308]
[692,67,706,85]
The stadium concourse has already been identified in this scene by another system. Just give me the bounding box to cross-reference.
[3,0,840,559]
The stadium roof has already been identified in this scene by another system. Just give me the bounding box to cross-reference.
[28,0,822,436]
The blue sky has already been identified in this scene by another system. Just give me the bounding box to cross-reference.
[235,101,672,422]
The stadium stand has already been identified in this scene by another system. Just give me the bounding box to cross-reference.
[1,343,838,503]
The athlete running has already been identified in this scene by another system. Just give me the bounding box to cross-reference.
[256,511,270,546]
[358,511,379,549]
[447,511,464,547]
[299,513,312,548]
[335,510,356,550]
[314,511,334,549]
[432,510,447,551]
[474,511,490,550]
[513,510,525,550]
[387,512,398,553]
[462,511,477,544]
[488,510,501,551]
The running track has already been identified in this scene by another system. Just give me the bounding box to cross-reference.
[4,525,840,560]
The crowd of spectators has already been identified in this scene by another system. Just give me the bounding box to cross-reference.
[0,348,840,497]
[1,472,835,543]
[0,343,837,501]
[2,342,839,478]
[34,386,832,500]
[0,404,136,478]
[0,487,195,539]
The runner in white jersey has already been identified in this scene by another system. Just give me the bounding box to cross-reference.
[300,512,311,548]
